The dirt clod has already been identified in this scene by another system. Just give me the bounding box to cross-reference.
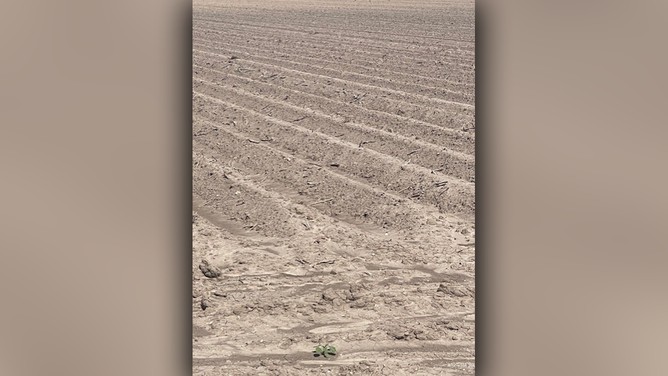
[199,259,221,278]
[437,283,474,297]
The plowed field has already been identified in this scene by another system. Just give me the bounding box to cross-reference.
[192,1,475,374]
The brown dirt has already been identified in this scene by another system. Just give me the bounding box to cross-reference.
[192,0,475,374]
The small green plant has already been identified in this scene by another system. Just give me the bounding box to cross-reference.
[313,344,337,358]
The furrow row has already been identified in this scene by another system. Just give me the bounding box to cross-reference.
[193,64,474,156]
[192,35,474,78]
[194,22,473,61]
[193,74,474,179]
[196,0,473,11]
[193,63,475,155]
[193,10,475,46]
[193,32,473,95]
[193,57,475,137]
[193,91,475,219]
[193,18,474,48]
[194,123,435,233]
[193,151,299,238]
[194,47,475,112]
[193,24,475,66]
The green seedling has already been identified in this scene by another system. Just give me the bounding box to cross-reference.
[313,344,337,358]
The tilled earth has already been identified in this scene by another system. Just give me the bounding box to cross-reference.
[192,0,475,374]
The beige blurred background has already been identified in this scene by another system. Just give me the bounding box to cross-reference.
[1,0,666,375]
[0,1,191,375]
[478,0,668,375]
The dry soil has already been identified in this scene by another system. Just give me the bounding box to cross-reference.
[192,1,475,374]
